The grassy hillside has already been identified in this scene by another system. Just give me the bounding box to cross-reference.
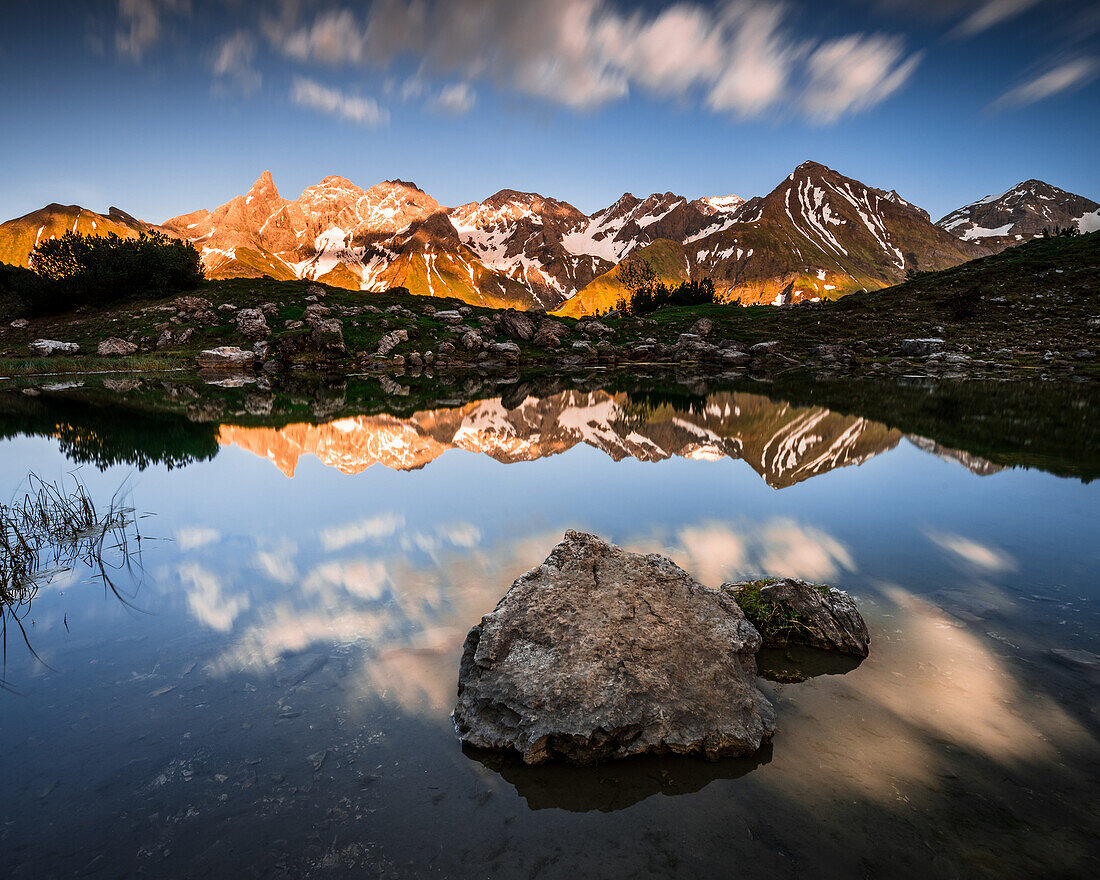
[556,239,691,317]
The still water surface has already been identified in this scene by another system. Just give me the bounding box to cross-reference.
[1,381,1098,878]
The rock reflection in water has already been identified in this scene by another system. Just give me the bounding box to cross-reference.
[756,645,864,683]
[464,743,773,812]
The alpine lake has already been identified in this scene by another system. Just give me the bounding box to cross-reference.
[1,366,1098,879]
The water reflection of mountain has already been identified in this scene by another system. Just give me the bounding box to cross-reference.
[216,390,997,488]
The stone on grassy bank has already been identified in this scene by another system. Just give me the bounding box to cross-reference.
[196,346,255,370]
[723,577,869,658]
[453,530,774,765]
[29,339,80,356]
[97,338,138,357]
[235,308,270,339]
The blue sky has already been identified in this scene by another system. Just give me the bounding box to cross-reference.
[1,0,1097,223]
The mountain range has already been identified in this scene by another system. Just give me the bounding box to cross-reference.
[2,163,1095,315]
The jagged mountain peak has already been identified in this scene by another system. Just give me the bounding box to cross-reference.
[792,159,836,178]
[937,178,1099,249]
[385,178,426,193]
[697,195,745,215]
[247,170,280,198]
[452,189,585,228]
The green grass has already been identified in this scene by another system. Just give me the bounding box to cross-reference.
[725,579,828,644]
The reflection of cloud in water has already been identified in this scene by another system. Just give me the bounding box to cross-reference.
[253,539,299,586]
[204,519,1093,816]
[214,529,561,714]
[758,519,856,581]
[319,513,404,551]
[672,523,748,587]
[926,529,1018,573]
[174,526,221,551]
[768,585,1092,806]
[629,518,856,587]
[305,558,391,601]
[177,563,248,631]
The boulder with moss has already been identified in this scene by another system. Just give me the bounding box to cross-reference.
[723,577,869,657]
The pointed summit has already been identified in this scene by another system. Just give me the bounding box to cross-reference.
[249,170,279,199]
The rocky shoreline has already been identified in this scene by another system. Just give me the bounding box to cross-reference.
[4,230,1098,383]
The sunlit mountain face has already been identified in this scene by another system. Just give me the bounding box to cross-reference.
[215,388,996,488]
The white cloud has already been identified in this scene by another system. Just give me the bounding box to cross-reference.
[115,0,190,61]
[263,0,921,122]
[993,57,1098,107]
[801,35,924,123]
[432,82,476,115]
[952,0,1041,37]
[705,2,802,116]
[290,76,389,126]
[212,30,261,95]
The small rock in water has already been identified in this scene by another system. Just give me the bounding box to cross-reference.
[724,577,870,658]
[1050,648,1100,670]
[453,530,774,765]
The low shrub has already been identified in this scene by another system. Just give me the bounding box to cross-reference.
[5,231,204,317]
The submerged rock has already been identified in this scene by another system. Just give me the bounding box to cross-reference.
[453,530,774,765]
[724,577,870,658]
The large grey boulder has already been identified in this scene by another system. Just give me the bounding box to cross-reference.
[173,295,213,313]
[488,341,520,362]
[196,346,255,370]
[899,338,945,357]
[312,318,345,354]
[375,329,408,357]
[498,309,536,342]
[235,308,270,339]
[724,577,870,658]
[533,320,568,349]
[97,337,138,357]
[453,531,774,765]
[29,339,79,356]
